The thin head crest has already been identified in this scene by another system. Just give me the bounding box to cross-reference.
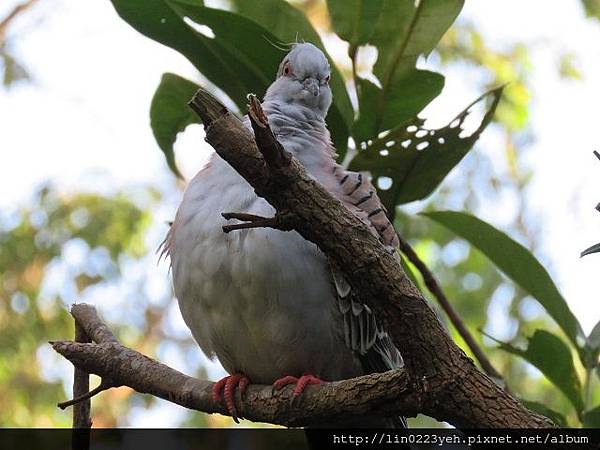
[262,35,294,52]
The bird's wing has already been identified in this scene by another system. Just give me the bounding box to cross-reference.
[327,166,406,426]
[332,165,399,248]
[329,164,405,376]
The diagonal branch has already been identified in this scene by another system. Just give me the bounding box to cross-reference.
[186,88,553,428]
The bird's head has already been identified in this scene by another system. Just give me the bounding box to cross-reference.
[264,43,332,117]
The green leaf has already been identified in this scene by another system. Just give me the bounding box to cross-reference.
[587,321,600,353]
[354,0,464,138]
[353,71,444,143]
[150,73,201,179]
[520,400,568,427]
[581,0,600,21]
[583,405,600,427]
[422,211,586,351]
[230,0,354,154]
[489,330,583,413]
[581,242,600,257]
[110,0,261,110]
[583,320,600,369]
[110,0,350,155]
[326,0,384,48]
[350,87,502,212]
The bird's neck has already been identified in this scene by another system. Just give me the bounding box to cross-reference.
[260,98,336,168]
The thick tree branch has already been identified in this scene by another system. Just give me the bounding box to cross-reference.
[185,88,553,428]
[54,305,418,427]
[396,235,504,382]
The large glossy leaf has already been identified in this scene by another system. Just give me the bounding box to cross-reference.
[581,242,600,257]
[326,0,384,48]
[354,0,464,139]
[520,400,568,427]
[111,0,264,110]
[150,73,201,179]
[230,0,354,154]
[350,87,502,212]
[111,0,350,155]
[489,330,583,413]
[422,211,586,351]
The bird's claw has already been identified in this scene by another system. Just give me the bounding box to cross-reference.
[212,373,250,423]
[271,374,324,406]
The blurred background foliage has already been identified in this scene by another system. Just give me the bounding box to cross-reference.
[0,0,598,428]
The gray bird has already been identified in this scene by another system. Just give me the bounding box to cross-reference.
[163,43,405,427]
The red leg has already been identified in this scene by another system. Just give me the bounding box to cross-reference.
[212,373,251,423]
[293,374,323,397]
[272,374,324,403]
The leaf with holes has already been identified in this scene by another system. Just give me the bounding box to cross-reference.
[326,0,384,49]
[350,86,503,212]
[581,242,600,257]
[229,0,353,154]
[488,330,583,413]
[353,0,464,139]
[150,73,201,179]
[423,210,586,353]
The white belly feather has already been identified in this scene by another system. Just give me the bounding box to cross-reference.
[169,116,362,383]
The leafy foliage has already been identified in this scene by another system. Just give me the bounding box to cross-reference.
[351,0,463,139]
[423,211,585,350]
[350,87,502,214]
[108,0,600,427]
[150,73,201,178]
[488,330,583,413]
[326,0,383,48]
[111,0,502,210]
[423,210,600,423]
[0,186,153,426]
[582,0,600,20]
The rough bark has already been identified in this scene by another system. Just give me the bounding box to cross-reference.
[186,89,552,428]
[52,89,554,429]
[54,305,418,427]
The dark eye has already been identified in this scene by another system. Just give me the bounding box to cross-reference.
[283,62,291,76]
[324,74,330,84]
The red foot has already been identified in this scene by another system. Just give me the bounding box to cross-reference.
[212,373,250,423]
[272,374,324,403]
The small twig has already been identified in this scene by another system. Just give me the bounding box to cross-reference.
[58,382,112,410]
[397,235,504,382]
[0,0,39,40]
[221,212,293,234]
[247,94,291,168]
[593,150,600,161]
